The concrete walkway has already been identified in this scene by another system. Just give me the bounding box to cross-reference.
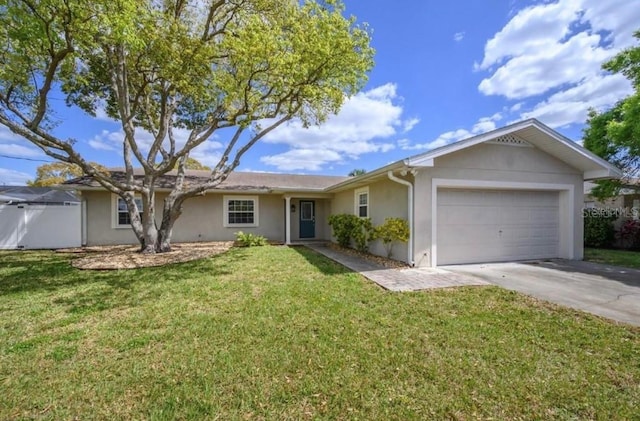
[306,244,489,291]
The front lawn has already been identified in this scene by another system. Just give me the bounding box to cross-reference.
[584,247,640,269]
[1,246,638,419]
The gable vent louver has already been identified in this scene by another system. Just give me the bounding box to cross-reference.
[487,134,532,147]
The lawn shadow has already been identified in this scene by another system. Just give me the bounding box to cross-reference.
[0,250,236,315]
[0,251,91,295]
[289,245,353,276]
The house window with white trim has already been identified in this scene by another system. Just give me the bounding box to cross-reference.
[354,187,369,218]
[224,195,259,227]
[113,195,143,228]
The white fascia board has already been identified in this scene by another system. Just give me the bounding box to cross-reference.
[584,168,622,181]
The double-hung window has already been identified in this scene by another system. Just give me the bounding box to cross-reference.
[354,187,369,218]
[113,195,143,228]
[224,196,259,227]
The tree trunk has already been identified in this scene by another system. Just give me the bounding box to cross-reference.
[140,189,158,254]
[155,193,185,253]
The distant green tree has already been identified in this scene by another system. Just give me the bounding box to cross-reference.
[583,30,640,199]
[348,168,366,176]
[28,162,108,187]
[176,157,211,171]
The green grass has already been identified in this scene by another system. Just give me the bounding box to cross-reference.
[1,246,639,420]
[584,248,640,269]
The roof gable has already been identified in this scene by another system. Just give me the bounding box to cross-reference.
[405,119,621,180]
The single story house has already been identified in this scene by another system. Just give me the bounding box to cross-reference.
[65,119,620,267]
[0,186,81,249]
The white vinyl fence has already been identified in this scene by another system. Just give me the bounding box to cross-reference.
[0,203,81,249]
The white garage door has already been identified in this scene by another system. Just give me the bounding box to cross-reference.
[437,189,559,265]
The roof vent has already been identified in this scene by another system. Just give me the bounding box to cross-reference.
[487,134,532,147]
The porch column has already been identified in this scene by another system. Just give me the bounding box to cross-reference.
[285,196,292,245]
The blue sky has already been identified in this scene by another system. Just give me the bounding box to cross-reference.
[1,0,639,184]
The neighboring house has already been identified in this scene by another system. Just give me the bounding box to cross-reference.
[64,119,620,267]
[0,186,81,249]
[584,181,640,220]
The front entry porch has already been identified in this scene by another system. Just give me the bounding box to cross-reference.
[284,196,332,244]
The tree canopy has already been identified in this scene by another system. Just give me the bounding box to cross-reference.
[29,158,208,186]
[584,30,640,199]
[348,168,366,176]
[0,0,374,252]
[28,161,107,186]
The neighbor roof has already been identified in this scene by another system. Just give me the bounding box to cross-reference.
[0,186,80,203]
[64,169,349,193]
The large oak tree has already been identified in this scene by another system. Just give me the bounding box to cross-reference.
[584,30,640,199]
[0,0,373,252]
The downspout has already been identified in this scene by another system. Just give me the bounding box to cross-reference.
[387,170,414,266]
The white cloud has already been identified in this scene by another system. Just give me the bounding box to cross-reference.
[0,125,22,143]
[0,143,43,158]
[401,129,471,151]
[403,117,420,133]
[0,126,44,159]
[519,73,632,128]
[87,128,223,166]
[477,1,580,71]
[261,83,409,171]
[479,31,611,99]
[509,102,523,112]
[400,113,502,151]
[476,0,640,127]
[189,140,223,167]
[261,149,343,171]
[454,32,465,42]
[0,167,32,185]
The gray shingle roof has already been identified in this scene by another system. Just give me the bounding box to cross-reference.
[64,169,349,192]
[0,186,80,203]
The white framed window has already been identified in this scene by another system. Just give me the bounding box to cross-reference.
[111,194,143,229]
[223,195,259,227]
[354,187,369,218]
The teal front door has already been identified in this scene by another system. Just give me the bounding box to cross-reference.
[299,200,315,238]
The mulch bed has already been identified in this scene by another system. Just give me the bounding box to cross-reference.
[62,241,234,270]
[326,242,409,269]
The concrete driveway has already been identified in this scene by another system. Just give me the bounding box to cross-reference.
[442,259,640,326]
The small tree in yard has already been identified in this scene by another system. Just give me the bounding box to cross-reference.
[0,0,373,253]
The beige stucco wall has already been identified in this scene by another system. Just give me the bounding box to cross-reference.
[82,191,287,246]
[330,178,410,262]
[413,143,584,267]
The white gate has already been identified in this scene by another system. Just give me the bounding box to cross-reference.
[0,203,81,249]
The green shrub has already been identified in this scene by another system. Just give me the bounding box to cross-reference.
[584,214,616,248]
[371,217,409,258]
[617,219,640,250]
[235,231,268,247]
[328,214,373,252]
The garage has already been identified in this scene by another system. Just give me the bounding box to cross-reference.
[436,189,560,265]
